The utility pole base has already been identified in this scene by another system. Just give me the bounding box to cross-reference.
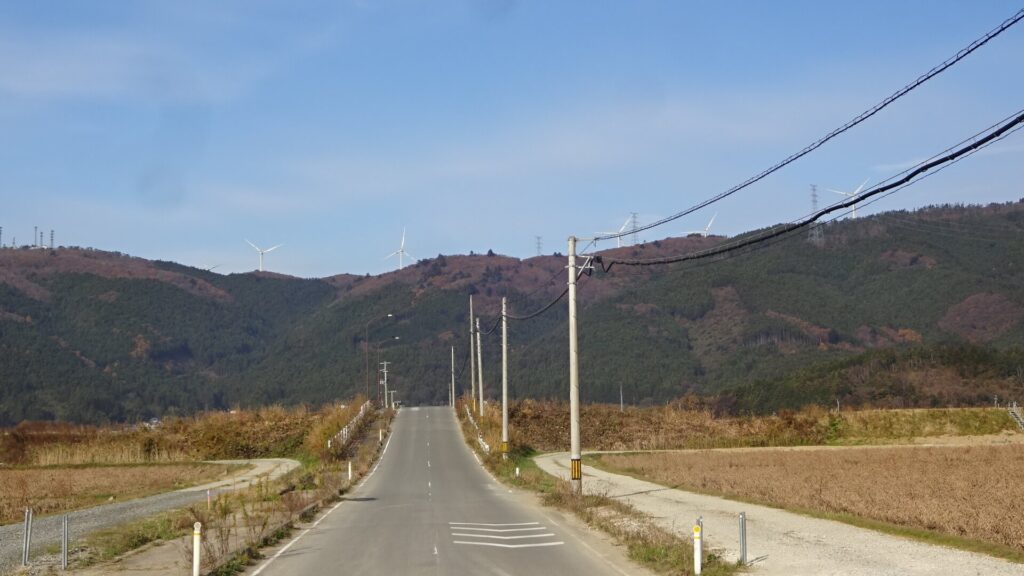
[571,457,582,493]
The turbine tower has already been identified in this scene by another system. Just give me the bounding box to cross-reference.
[687,213,717,237]
[829,178,870,218]
[808,185,825,246]
[600,217,632,248]
[386,228,415,270]
[245,239,282,272]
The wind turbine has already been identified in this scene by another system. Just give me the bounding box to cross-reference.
[245,239,282,272]
[385,228,415,270]
[599,217,633,248]
[828,178,870,218]
[687,213,717,237]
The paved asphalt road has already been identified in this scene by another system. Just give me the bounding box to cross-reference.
[249,406,638,576]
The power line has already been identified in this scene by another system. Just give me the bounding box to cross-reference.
[598,110,1024,271]
[593,7,1024,244]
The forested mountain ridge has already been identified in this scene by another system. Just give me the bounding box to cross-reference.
[2,201,1024,424]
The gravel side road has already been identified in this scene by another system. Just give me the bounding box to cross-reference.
[535,452,1024,576]
[0,458,299,574]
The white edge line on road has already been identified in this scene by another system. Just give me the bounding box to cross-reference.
[252,422,396,574]
[251,499,344,575]
[453,541,565,548]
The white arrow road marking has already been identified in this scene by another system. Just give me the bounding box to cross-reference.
[453,541,565,548]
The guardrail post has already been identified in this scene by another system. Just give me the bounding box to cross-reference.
[739,512,747,565]
[192,522,202,576]
[348,461,353,481]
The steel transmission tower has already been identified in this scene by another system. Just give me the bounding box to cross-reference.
[808,185,825,247]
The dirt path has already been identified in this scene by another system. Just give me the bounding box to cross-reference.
[0,458,299,575]
[535,452,1024,576]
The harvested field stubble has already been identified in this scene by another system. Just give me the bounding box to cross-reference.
[0,463,233,524]
[600,444,1024,552]
[509,400,1017,451]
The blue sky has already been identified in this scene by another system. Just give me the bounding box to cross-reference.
[1,1,1022,277]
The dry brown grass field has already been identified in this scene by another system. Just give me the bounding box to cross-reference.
[0,463,235,524]
[0,397,370,466]
[599,444,1024,552]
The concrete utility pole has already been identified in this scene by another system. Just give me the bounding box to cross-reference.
[501,297,509,458]
[567,236,582,494]
[469,296,476,409]
[389,390,396,409]
[450,346,456,407]
[380,361,390,411]
[476,317,485,417]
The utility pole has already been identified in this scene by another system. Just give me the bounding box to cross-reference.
[476,317,485,417]
[469,296,476,409]
[450,346,456,408]
[567,236,582,494]
[501,297,509,459]
[380,361,390,411]
[535,236,543,257]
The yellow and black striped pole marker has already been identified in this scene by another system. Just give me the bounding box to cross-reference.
[570,458,582,482]
[501,441,509,454]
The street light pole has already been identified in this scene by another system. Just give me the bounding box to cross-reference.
[476,317,485,417]
[469,296,476,409]
[501,296,509,459]
[380,361,390,411]
[450,346,456,408]
[365,313,393,402]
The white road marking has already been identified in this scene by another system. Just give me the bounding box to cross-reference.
[428,481,432,489]
[427,460,431,468]
[453,541,565,549]
[251,500,345,575]
[447,526,546,533]
[451,533,556,540]
[449,522,540,527]
[359,434,393,486]
[472,453,481,464]
[434,546,438,555]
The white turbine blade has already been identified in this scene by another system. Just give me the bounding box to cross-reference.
[706,213,717,231]
[385,251,399,260]
[828,189,852,197]
[400,228,406,250]
[245,239,260,251]
[618,217,631,233]
[853,178,870,195]
[264,244,283,253]
[404,251,416,261]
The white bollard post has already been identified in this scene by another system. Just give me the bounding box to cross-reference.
[697,515,704,558]
[693,524,702,575]
[61,514,69,570]
[192,522,201,576]
[515,467,520,478]
[739,512,748,565]
[22,508,33,567]
[348,461,353,481]
[207,489,211,511]
[379,429,383,443]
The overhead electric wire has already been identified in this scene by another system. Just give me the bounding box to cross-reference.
[593,7,1024,243]
[597,109,1024,271]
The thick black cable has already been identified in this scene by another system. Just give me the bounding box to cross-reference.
[594,8,1024,243]
[598,111,1024,270]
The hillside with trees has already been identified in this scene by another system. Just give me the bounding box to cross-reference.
[2,201,1024,424]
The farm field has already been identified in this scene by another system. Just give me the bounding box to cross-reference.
[595,443,1024,554]
[0,462,239,525]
